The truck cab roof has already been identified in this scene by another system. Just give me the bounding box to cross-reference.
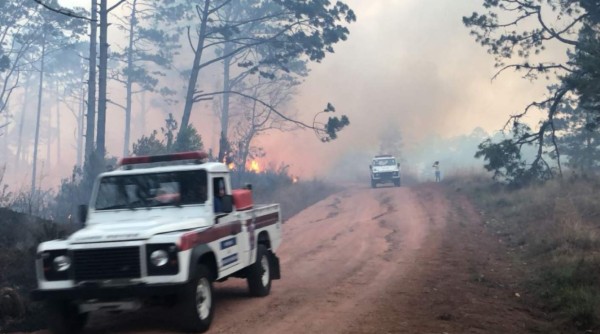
[101,161,229,178]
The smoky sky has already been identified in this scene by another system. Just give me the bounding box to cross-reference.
[259,0,561,177]
[23,0,564,185]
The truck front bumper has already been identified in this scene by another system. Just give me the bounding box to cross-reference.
[31,282,187,301]
[372,173,400,181]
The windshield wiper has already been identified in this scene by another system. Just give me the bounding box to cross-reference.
[98,204,129,210]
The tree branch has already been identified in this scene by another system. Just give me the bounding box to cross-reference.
[187,26,197,54]
[107,99,126,110]
[108,0,128,13]
[534,6,580,46]
[32,0,93,21]
[208,0,232,15]
[492,62,574,81]
[195,90,313,129]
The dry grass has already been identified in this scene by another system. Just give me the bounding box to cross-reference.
[445,173,600,331]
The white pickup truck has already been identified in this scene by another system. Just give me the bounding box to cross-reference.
[369,154,401,188]
[32,151,282,334]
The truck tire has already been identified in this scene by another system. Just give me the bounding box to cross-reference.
[178,265,214,333]
[394,179,401,187]
[247,245,272,297]
[371,180,376,188]
[46,301,88,334]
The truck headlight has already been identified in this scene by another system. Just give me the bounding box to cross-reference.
[53,255,71,272]
[146,244,179,275]
[150,250,168,267]
[39,250,70,281]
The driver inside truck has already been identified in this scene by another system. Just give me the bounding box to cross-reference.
[213,179,226,213]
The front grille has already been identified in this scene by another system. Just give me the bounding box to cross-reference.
[374,171,397,179]
[73,247,141,281]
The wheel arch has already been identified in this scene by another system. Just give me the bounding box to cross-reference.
[257,230,271,250]
[189,245,218,281]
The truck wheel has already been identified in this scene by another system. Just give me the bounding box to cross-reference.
[371,180,376,188]
[394,180,401,187]
[179,265,214,333]
[46,301,88,334]
[247,245,272,297]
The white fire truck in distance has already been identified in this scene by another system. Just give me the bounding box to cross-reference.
[32,151,282,334]
[369,154,401,188]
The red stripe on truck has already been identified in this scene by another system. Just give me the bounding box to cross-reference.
[179,221,242,251]
[255,212,279,229]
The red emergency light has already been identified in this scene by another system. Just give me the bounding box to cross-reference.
[118,151,209,167]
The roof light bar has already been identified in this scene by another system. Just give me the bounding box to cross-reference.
[118,151,209,167]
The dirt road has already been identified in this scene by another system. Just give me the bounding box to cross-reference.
[30,183,550,334]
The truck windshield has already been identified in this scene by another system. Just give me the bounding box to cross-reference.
[94,170,208,210]
[374,158,396,166]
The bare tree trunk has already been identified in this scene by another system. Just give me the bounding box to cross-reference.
[77,85,84,167]
[23,133,30,163]
[1,125,7,164]
[139,90,146,136]
[123,0,138,156]
[15,79,31,167]
[56,83,61,163]
[217,42,233,162]
[585,111,594,172]
[1,98,9,161]
[31,32,47,195]
[45,110,51,169]
[96,0,108,159]
[241,132,252,172]
[85,0,98,163]
[180,0,210,133]
[241,93,260,171]
[77,68,86,168]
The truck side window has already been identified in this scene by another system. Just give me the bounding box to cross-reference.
[213,177,226,213]
[179,170,208,204]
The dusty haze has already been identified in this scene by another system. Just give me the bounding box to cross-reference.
[2,0,563,189]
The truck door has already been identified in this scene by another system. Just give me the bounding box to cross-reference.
[211,176,245,276]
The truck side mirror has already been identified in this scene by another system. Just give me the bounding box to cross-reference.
[369,165,372,170]
[221,195,233,213]
[77,204,88,226]
[397,163,400,167]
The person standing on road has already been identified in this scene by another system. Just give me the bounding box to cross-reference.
[433,161,441,182]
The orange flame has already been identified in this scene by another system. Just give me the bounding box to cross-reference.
[292,176,299,184]
[228,162,235,170]
[247,160,261,173]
